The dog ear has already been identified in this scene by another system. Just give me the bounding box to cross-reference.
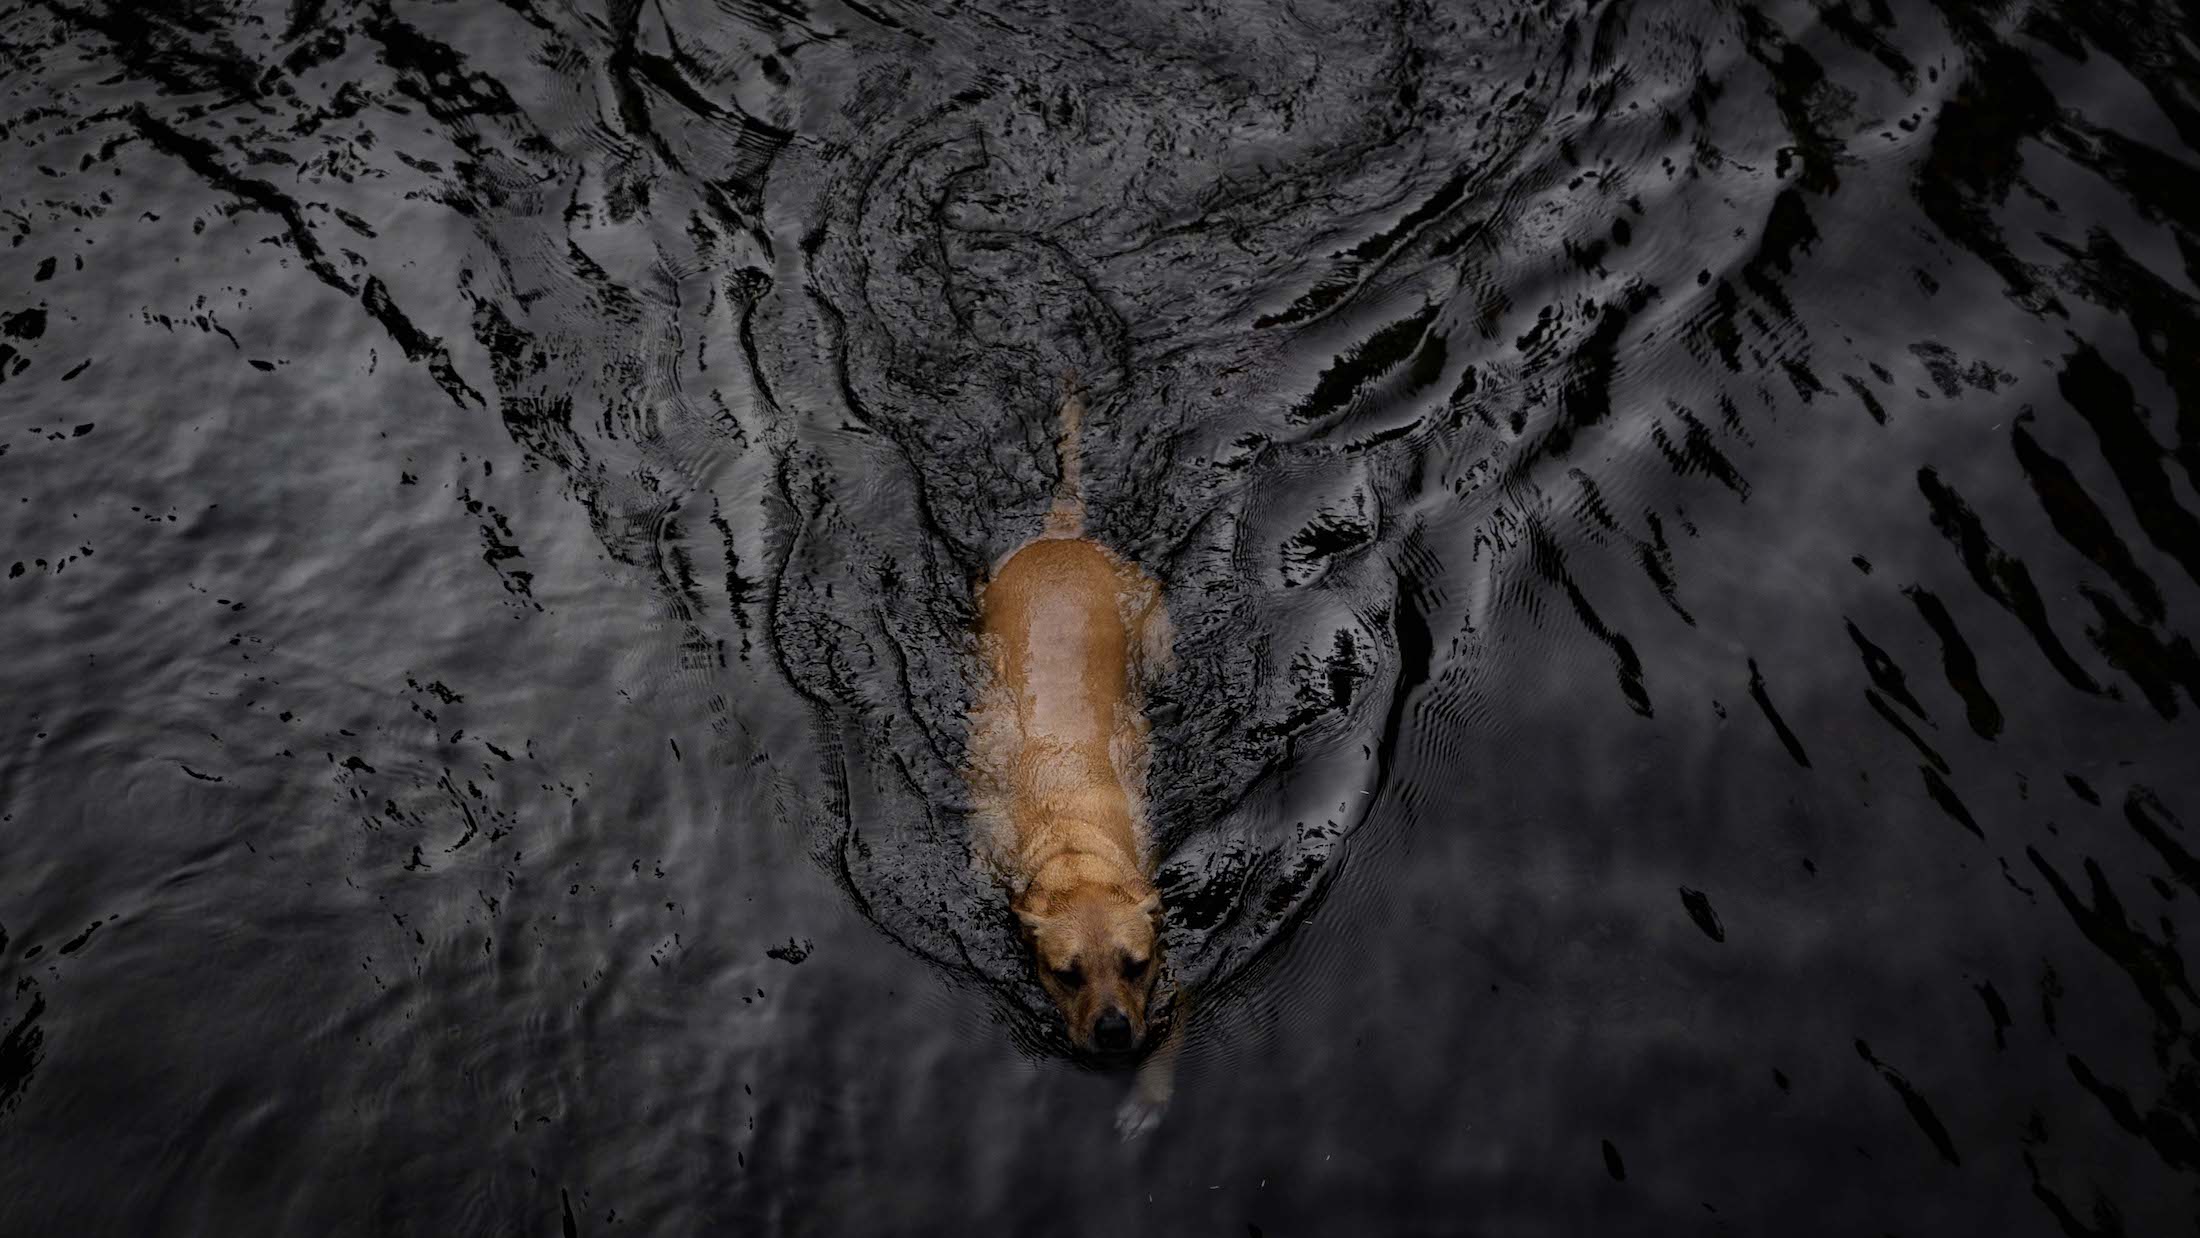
[1011,891,1049,939]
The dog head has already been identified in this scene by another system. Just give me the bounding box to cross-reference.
[1015,880,1162,1055]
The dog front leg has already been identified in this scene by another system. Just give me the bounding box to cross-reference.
[1115,999,1185,1140]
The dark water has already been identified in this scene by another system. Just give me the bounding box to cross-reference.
[4,0,2200,1231]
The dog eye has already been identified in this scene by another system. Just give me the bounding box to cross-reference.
[1051,963,1083,988]
[1121,954,1148,980]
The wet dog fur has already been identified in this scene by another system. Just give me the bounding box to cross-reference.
[969,379,1172,1058]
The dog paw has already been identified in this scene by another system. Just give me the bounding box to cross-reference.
[1115,1086,1170,1141]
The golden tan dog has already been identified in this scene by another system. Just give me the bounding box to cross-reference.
[969,379,1172,1061]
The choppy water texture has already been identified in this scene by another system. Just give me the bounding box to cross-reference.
[4,0,2200,1231]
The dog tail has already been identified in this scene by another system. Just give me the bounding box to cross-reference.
[1043,371,1086,537]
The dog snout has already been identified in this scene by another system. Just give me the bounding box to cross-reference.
[1093,1008,1135,1052]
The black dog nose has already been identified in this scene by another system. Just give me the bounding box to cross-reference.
[1093,1009,1133,1051]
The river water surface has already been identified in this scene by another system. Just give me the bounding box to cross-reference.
[4,0,2200,1233]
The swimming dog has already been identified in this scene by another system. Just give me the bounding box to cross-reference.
[969,377,1173,1066]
